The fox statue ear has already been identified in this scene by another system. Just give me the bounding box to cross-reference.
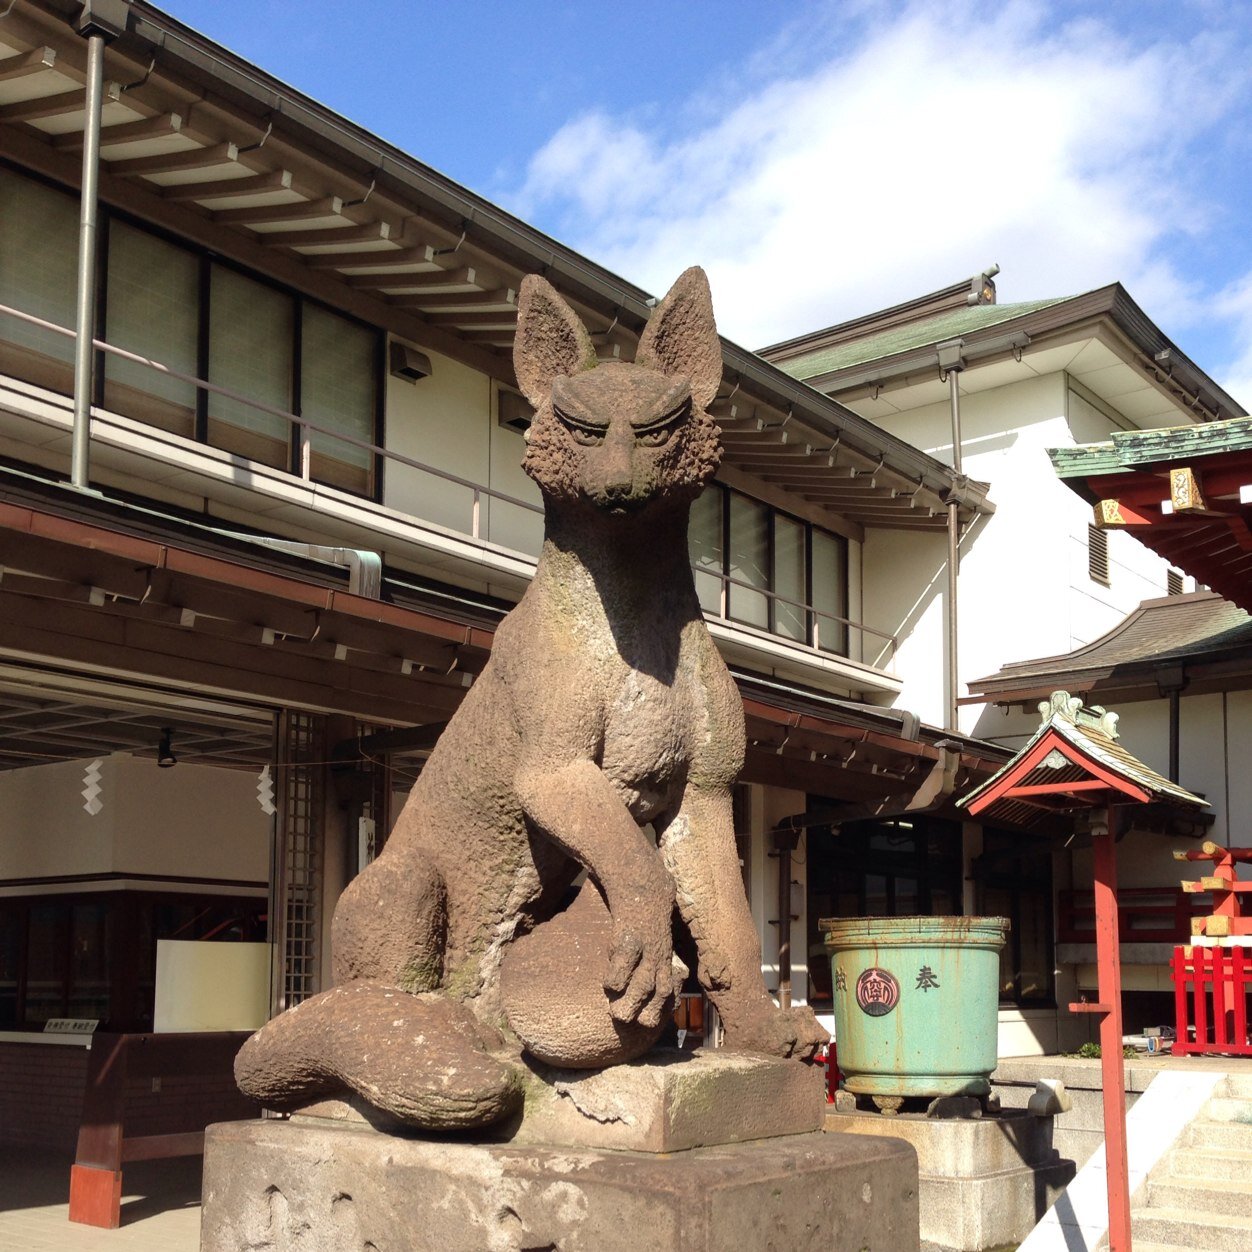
[513,275,599,409]
[636,267,722,411]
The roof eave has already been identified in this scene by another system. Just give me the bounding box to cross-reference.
[46,1,991,526]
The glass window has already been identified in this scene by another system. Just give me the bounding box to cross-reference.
[727,492,770,629]
[689,486,725,615]
[103,220,199,435]
[24,902,65,1025]
[0,905,21,1030]
[811,529,848,654]
[208,263,293,469]
[300,303,377,494]
[772,514,807,641]
[975,830,1055,1006]
[0,170,79,393]
[687,487,850,655]
[67,901,111,1021]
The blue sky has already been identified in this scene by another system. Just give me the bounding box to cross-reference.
[160,0,1252,401]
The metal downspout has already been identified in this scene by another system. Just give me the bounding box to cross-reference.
[942,352,965,732]
[70,3,126,488]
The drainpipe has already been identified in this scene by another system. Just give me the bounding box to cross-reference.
[70,2,127,491]
[937,339,966,732]
[1156,665,1186,783]
[771,828,801,1010]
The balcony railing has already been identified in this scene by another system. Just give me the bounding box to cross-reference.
[0,302,896,672]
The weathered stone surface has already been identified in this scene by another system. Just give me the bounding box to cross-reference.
[235,267,825,1132]
[201,1117,919,1252]
[500,878,673,1068]
[296,1050,825,1154]
[826,1107,1074,1252]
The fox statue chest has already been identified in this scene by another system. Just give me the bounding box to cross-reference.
[599,662,692,821]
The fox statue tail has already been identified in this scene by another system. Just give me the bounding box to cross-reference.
[234,980,524,1130]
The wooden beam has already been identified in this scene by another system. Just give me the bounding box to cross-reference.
[161,169,293,203]
[0,81,116,123]
[349,265,482,292]
[0,121,514,386]
[0,46,57,83]
[457,329,514,345]
[300,245,437,271]
[106,140,239,178]
[213,194,343,226]
[1094,498,1161,528]
[273,221,394,248]
[0,591,469,725]
[1169,465,1207,513]
[56,111,185,151]
[424,310,518,328]
[1003,779,1114,797]
[391,288,517,312]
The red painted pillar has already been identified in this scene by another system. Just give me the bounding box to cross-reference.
[1093,808,1132,1251]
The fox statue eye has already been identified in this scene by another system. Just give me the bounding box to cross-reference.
[636,426,673,447]
[554,408,606,446]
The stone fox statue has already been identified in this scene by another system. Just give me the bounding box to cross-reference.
[235,268,827,1129]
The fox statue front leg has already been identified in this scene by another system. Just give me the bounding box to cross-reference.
[660,782,828,1060]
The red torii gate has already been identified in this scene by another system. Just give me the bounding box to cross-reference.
[960,692,1207,1252]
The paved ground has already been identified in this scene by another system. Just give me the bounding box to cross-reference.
[0,1148,201,1251]
[3,1054,1251,1251]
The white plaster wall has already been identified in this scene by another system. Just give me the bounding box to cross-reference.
[383,347,493,538]
[382,349,544,559]
[112,755,269,883]
[0,757,117,881]
[750,786,808,1006]
[859,373,1179,732]
[487,415,544,557]
[0,753,269,885]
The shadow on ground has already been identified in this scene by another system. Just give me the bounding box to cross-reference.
[0,1146,202,1224]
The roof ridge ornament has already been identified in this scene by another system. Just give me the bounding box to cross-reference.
[1039,690,1119,739]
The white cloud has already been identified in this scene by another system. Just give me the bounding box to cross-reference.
[502,0,1250,355]
[1214,274,1252,405]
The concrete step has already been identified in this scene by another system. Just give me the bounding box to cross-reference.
[1219,1073,1252,1102]
[1204,1095,1252,1124]
[1168,1145,1252,1183]
[1132,1206,1252,1251]
[1127,1245,1202,1252]
[1146,1176,1252,1219]
[1186,1119,1252,1152]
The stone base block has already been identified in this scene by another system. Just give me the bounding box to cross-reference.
[296,1049,825,1154]
[826,1108,1075,1252]
[201,1117,919,1252]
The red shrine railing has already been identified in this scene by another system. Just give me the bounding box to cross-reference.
[1173,946,1252,1057]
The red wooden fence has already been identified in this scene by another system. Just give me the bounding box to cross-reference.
[1173,945,1252,1057]
[1059,887,1203,944]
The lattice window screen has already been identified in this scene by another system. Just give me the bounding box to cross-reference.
[274,710,325,1014]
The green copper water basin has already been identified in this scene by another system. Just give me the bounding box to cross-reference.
[821,915,1009,1100]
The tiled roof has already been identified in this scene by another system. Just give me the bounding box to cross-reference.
[959,692,1207,818]
[969,593,1252,695]
[773,297,1072,380]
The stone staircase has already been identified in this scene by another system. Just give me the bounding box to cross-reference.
[1128,1075,1252,1250]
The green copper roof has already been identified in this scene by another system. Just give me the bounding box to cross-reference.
[775,297,1073,380]
[1051,414,1252,480]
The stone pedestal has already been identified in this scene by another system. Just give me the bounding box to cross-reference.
[826,1107,1075,1252]
[296,1049,826,1153]
[201,1117,918,1252]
